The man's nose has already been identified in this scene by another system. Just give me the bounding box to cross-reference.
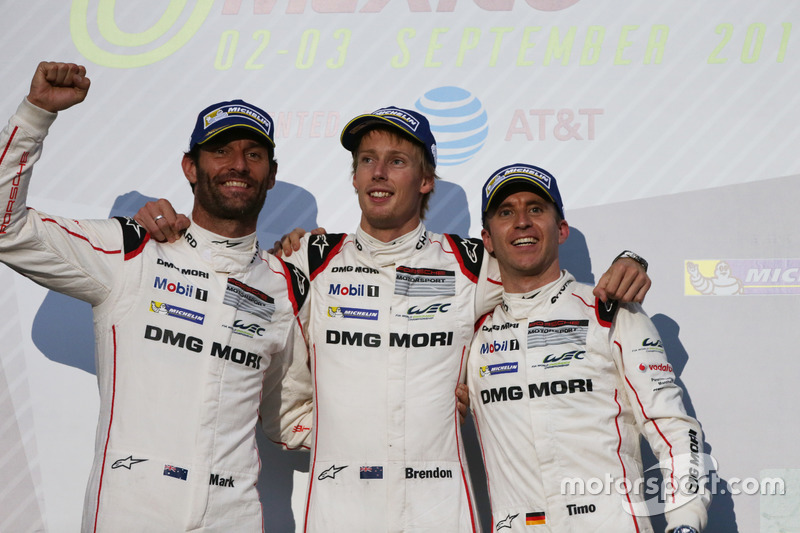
[515,210,532,227]
[229,150,248,172]
[371,159,387,180]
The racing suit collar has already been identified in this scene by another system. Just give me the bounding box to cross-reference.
[186,219,259,274]
[355,223,427,267]
[501,270,574,319]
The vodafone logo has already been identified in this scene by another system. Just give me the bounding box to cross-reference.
[638,363,674,373]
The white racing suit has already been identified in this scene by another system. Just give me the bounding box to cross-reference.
[468,271,709,532]
[0,98,312,532]
[284,225,502,532]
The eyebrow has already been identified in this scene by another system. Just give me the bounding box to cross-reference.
[358,147,414,159]
[497,197,547,209]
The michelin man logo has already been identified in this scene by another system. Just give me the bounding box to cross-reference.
[686,261,744,295]
[70,0,214,68]
[415,87,488,167]
[204,109,229,128]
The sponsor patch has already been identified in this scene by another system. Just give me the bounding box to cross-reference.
[225,320,265,338]
[328,306,379,320]
[155,258,210,279]
[331,265,379,274]
[479,362,518,377]
[150,301,205,324]
[328,283,380,298]
[481,379,593,404]
[395,302,450,321]
[360,466,383,479]
[394,266,455,297]
[534,350,585,369]
[224,278,275,321]
[376,107,420,130]
[163,465,188,480]
[153,276,205,301]
[632,338,665,354]
[481,321,519,332]
[638,362,673,373]
[527,320,588,348]
[325,330,453,348]
[479,338,520,355]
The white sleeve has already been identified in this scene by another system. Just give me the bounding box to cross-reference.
[280,233,312,281]
[474,252,503,319]
[0,98,122,305]
[260,314,313,451]
[613,304,710,532]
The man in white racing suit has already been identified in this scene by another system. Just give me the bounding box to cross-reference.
[0,62,311,532]
[136,107,652,532]
[271,109,653,532]
[468,163,708,533]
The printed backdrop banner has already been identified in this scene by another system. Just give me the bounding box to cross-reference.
[1,1,799,532]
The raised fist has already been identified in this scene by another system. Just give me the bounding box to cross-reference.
[27,61,91,113]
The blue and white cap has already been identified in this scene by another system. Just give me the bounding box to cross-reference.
[189,99,275,151]
[340,106,437,167]
[482,164,564,219]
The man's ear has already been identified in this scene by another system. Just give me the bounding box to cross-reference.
[182,154,197,186]
[558,219,570,245]
[419,171,435,195]
[267,160,277,191]
[481,227,495,255]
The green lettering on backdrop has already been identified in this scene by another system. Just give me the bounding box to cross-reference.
[71,0,213,68]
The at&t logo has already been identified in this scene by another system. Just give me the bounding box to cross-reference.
[416,87,488,166]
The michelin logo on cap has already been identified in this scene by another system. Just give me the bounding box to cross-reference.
[189,99,275,151]
[375,108,420,132]
[204,109,229,128]
[204,105,272,134]
[485,166,552,197]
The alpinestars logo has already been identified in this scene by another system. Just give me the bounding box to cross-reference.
[112,456,147,470]
[312,234,329,257]
[496,513,518,530]
[291,264,308,296]
[124,217,144,239]
[460,238,479,263]
[318,465,347,480]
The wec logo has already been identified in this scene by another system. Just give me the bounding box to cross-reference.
[232,320,265,337]
[408,303,450,315]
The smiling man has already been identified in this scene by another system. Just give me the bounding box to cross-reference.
[275,109,654,532]
[135,106,653,531]
[0,62,311,532]
[468,164,709,533]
